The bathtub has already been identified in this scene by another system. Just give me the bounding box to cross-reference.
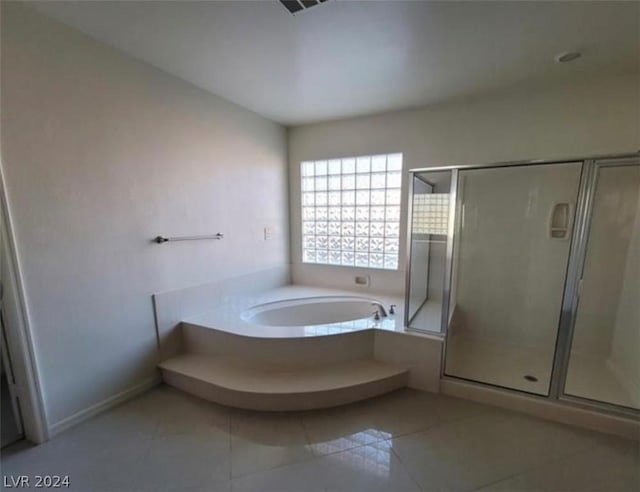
[182,286,404,338]
[241,296,384,327]
[157,286,440,412]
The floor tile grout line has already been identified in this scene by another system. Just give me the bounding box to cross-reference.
[386,440,427,492]
[229,445,320,480]
[382,406,507,446]
[299,414,316,456]
[384,406,602,492]
[383,420,444,441]
[227,408,233,485]
[229,409,237,481]
[227,424,408,482]
[470,441,613,492]
[228,413,320,481]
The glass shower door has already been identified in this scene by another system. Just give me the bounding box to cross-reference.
[444,162,583,395]
[563,161,640,409]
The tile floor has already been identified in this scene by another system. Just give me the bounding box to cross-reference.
[2,385,638,491]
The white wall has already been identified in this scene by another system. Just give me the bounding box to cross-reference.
[453,163,582,350]
[610,175,640,405]
[1,3,288,429]
[288,72,640,294]
[572,166,640,357]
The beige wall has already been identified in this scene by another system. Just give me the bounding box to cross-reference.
[288,72,640,294]
[1,3,288,428]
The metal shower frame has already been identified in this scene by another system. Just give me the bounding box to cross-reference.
[404,151,640,419]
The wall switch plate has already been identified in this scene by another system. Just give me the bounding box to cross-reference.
[264,226,275,240]
[354,275,370,286]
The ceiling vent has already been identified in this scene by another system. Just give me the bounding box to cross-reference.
[280,0,328,15]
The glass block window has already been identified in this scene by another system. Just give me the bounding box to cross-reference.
[412,193,449,235]
[301,153,403,270]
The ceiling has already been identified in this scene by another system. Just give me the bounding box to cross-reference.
[29,1,640,126]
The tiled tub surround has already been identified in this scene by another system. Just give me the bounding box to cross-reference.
[154,284,443,410]
[152,265,291,360]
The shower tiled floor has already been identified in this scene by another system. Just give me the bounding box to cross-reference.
[446,336,637,408]
[445,337,554,395]
[2,385,638,491]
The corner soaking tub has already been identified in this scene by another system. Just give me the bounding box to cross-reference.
[158,287,428,411]
[181,287,404,338]
[240,296,384,327]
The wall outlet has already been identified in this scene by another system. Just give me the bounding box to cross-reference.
[264,226,275,240]
[354,275,370,287]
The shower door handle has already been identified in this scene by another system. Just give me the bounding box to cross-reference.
[549,202,571,240]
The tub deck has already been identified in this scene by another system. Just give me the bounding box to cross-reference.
[183,285,406,338]
[158,285,442,411]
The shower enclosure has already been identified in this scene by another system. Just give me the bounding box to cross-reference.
[405,154,640,416]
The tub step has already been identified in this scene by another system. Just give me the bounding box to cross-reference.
[158,354,409,411]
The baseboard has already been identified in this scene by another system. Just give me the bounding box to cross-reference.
[48,375,161,438]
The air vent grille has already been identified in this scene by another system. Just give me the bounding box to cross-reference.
[280,0,328,15]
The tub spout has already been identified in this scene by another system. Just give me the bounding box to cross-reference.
[371,302,388,317]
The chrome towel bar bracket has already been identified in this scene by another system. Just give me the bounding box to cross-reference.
[153,233,224,244]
